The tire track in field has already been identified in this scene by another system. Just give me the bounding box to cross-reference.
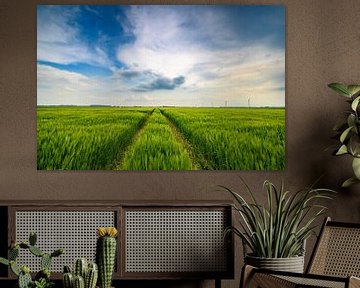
[119,108,196,170]
[160,111,202,170]
[159,109,211,170]
[112,109,154,169]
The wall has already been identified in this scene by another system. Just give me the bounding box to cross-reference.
[1,0,360,287]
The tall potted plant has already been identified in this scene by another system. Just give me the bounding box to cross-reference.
[222,179,334,273]
[328,83,360,187]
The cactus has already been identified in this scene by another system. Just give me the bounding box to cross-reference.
[74,275,85,288]
[74,258,88,279]
[96,227,118,288]
[29,232,37,246]
[0,232,63,288]
[63,259,98,288]
[85,263,98,288]
[29,245,44,257]
[19,270,32,288]
[63,272,74,288]
[41,253,52,270]
[9,246,19,260]
[10,260,20,276]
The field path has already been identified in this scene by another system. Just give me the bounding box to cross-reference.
[119,108,199,170]
[160,109,214,170]
[160,110,202,170]
[113,109,154,169]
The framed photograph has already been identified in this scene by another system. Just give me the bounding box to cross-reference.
[37,5,285,170]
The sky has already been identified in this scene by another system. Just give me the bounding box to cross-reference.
[37,5,285,107]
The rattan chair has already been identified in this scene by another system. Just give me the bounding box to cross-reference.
[241,217,360,288]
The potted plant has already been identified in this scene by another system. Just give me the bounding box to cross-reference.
[328,83,360,187]
[221,179,334,273]
[0,232,63,288]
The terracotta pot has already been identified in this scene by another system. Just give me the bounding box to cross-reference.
[245,254,304,273]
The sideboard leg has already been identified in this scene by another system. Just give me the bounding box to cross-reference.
[215,278,221,288]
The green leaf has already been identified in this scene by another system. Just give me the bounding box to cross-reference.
[351,96,360,111]
[336,144,348,155]
[347,85,360,96]
[0,257,9,266]
[342,177,360,188]
[347,114,356,128]
[10,261,20,276]
[352,157,360,179]
[328,83,351,97]
[340,126,353,143]
[349,135,360,156]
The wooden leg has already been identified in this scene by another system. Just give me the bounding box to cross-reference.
[240,265,255,288]
[349,276,360,288]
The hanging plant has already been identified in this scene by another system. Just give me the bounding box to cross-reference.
[328,83,360,187]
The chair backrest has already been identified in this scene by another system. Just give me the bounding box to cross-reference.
[307,217,360,277]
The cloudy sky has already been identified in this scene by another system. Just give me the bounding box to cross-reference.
[37,5,285,107]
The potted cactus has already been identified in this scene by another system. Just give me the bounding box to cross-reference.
[96,227,118,288]
[62,258,98,288]
[0,232,63,288]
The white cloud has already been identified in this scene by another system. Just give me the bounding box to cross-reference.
[37,6,111,67]
[115,5,285,106]
[37,5,285,107]
[38,64,99,105]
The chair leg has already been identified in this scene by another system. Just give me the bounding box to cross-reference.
[349,276,360,288]
[240,265,255,288]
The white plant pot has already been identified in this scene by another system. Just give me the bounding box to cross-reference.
[245,254,305,273]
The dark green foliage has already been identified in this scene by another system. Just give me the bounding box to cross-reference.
[50,248,63,258]
[328,82,360,187]
[19,243,30,249]
[29,233,37,246]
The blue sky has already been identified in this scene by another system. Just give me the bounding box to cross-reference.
[37,5,285,107]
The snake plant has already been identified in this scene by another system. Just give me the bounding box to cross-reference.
[222,179,335,258]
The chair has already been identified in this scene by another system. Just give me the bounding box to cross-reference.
[241,217,360,288]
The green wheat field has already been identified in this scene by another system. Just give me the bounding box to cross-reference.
[37,106,285,170]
